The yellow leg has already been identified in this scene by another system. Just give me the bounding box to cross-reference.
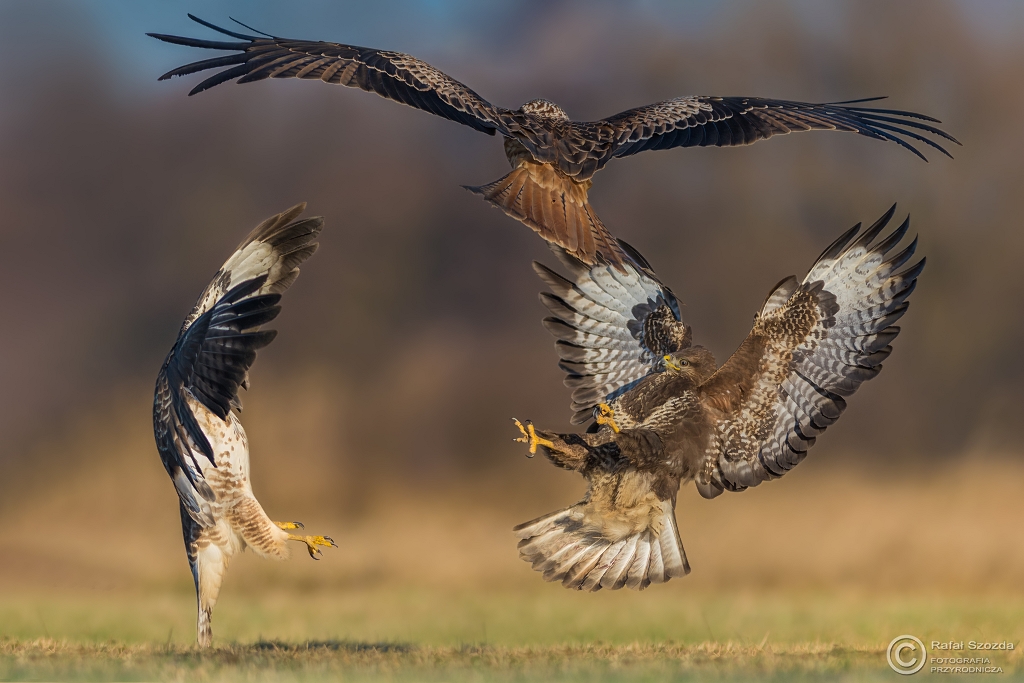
[595,403,621,433]
[287,534,338,559]
[273,521,304,530]
[512,418,555,456]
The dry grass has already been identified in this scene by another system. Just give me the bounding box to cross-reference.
[0,639,913,682]
[3,588,1023,681]
[3,388,1024,680]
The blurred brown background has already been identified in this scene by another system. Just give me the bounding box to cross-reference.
[1,0,1023,604]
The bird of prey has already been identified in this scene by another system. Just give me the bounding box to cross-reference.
[149,16,958,267]
[153,204,335,646]
[511,204,921,590]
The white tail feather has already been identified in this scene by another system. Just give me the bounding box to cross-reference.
[514,498,688,592]
[601,534,641,590]
[625,533,653,590]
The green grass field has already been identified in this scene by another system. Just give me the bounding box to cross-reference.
[3,588,1023,681]
[4,410,1024,681]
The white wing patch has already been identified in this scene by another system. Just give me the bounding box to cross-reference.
[536,249,689,424]
[700,207,922,498]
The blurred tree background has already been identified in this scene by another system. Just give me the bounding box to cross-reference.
[0,0,1021,530]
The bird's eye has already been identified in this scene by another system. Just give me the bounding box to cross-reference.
[679,360,689,366]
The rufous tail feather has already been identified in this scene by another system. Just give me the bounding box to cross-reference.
[465,163,628,268]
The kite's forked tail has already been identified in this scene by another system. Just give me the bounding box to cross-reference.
[465,162,628,269]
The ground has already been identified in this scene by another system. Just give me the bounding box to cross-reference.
[2,396,1024,681]
[3,588,1023,681]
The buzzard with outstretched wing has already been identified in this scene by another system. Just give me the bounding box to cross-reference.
[154,204,336,646]
[149,16,957,266]
[512,205,921,590]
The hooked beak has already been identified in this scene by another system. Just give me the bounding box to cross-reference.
[663,354,682,372]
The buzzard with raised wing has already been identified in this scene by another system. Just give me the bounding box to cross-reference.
[149,16,957,267]
[154,204,335,646]
[512,205,921,590]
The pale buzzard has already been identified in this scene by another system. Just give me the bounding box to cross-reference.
[512,205,921,589]
[153,204,335,646]
[149,17,957,266]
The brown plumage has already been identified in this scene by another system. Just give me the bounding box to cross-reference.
[149,16,958,267]
[514,205,923,590]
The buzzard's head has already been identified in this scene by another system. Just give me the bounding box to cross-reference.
[662,346,716,383]
[519,99,570,121]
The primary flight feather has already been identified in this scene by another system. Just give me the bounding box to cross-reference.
[512,204,921,590]
[149,16,958,267]
[153,203,336,646]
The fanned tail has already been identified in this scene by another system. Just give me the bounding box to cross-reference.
[465,163,627,268]
[513,497,689,591]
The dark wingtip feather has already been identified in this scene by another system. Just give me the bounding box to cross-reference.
[829,95,889,106]
[882,235,919,272]
[160,53,249,80]
[851,203,897,250]
[147,32,249,51]
[872,216,911,257]
[533,261,565,282]
[857,116,953,159]
[616,238,654,271]
[188,62,253,95]
[815,222,861,264]
[229,16,275,39]
[900,138,929,162]
[898,257,926,283]
[188,13,261,41]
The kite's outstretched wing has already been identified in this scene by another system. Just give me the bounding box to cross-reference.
[149,15,511,136]
[153,204,322,518]
[556,96,960,178]
[697,205,922,498]
[535,242,690,424]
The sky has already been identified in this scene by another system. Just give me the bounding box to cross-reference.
[9,1,1023,101]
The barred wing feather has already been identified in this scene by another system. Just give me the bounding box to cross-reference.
[535,243,691,424]
[566,96,959,177]
[153,205,322,500]
[183,203,321,330]
[697,204,922,498]
[149,15,509,136]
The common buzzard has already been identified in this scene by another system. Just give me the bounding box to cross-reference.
[149,16,957,267]
[512,205,921,590]
[153,204,335,646]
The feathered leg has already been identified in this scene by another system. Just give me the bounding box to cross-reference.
[512,419,617,471]
[226,497,337,561]
[511,425,688,591]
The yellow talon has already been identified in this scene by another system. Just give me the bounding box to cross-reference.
[512,418,555,456]
[287,534,338,559]
[595,403,621,433]
[274,521,304,530]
